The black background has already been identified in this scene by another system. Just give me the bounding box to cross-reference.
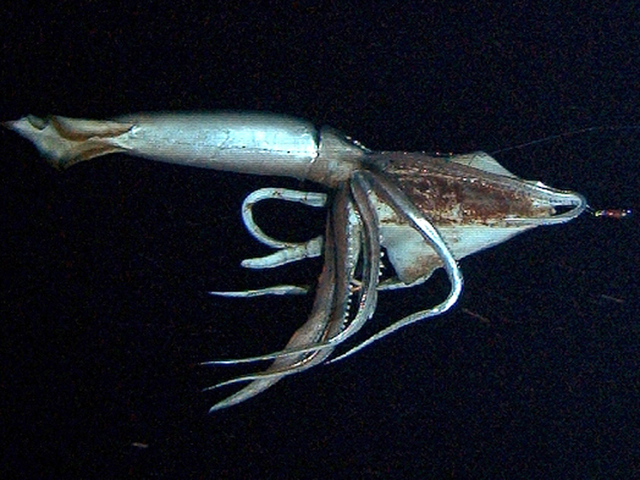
[1,2,639,478]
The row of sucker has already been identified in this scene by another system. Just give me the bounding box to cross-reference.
[204,177,383,410]
[204,192,343,411]
[329,170,463,363]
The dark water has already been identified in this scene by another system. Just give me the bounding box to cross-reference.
[1,3,638,478]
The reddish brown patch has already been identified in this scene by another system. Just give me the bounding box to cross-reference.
[378,152,554,225]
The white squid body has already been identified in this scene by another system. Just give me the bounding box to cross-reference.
[4,112,587,411]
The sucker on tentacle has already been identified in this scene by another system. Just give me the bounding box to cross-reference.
[5,111,610,412]
[204,185,355,412]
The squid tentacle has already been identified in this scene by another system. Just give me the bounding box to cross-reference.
[202,172,382,367]
[240,187,325,269]
[207,285,310,298]
[241,188,327,249]
[205,230,336,411]
[205,187,353,411]
[329,170,464,363]
[204,180,384,408]
[208,188,326,298]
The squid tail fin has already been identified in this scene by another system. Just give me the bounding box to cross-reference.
[3,115,134,169]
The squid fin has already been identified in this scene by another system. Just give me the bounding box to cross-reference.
[450,151,518,178]
[3,115,133,169]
